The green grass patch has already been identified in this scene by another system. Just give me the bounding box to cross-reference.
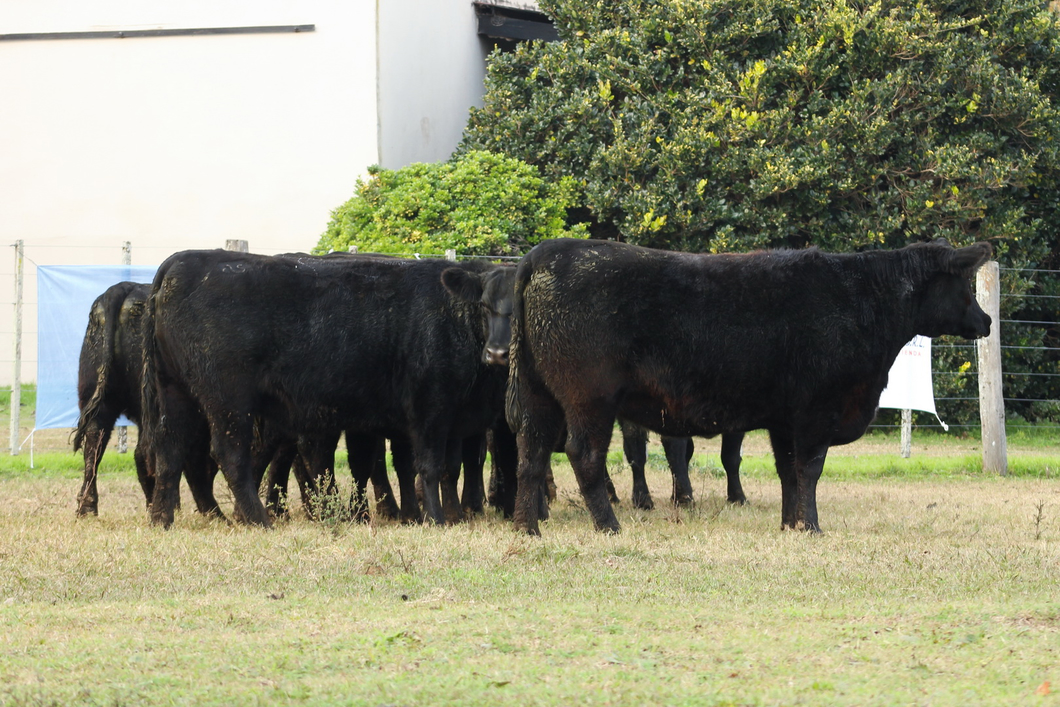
[2,462,1059,705]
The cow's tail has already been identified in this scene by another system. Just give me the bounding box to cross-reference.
[138,269,168,458]
[73,284,133,452]
[505,252,536,433]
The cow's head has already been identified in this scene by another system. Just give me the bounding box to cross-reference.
[441,265,517,366]
[914,241,992,339]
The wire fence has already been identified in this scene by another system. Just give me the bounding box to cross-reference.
[869,265,1060,436]
[3,242,1058,451]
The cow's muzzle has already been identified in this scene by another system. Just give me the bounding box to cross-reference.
[964,312,992,340]
[485,347,509,366]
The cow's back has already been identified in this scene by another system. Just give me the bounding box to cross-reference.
[512,239,919,438]
[150,251,499,437]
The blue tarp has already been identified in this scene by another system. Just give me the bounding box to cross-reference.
[36,266,158,429]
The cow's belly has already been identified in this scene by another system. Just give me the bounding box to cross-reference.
[617,391,772,439]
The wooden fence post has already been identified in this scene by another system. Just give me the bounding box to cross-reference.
[225,239,249,252]
[976,261,1007,475]
[900,409,912,458]
[9,240,23,455]
[445,249,458,261]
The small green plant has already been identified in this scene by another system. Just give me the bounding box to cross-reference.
[316,150,588,257]
[301,469,351,526]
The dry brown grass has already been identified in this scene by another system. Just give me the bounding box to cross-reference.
[1,448,1058,705]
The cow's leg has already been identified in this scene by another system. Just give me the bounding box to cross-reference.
[290,452,317,514]
[133,442,153,510]
[250,424,279,492]
[210,418,270,527]
[148,388,204,528]
[663,436,695,506]
[371,438,401,521]
[166,415,221,519]
[414,473,426,515]
[792,442,828,532]
[769,434,829,532]
[347,433,377,522]
[566,407,621,534]
[512,393,565,536]
[487,423,518,518]
[544,459,558,504]
[186,458,223,519]
[601,468,620,505]
[486,429,504,512]
[621,420,653,510]
[409,430,449,526]
[389,437,420,524]
[149,439,183,528]
[721,432,747,505]
[440,437,465,524]
[769,429,802,530]
[539,459,553,521]
[76,410,118,516]
[460,433,487,516]
[298,433,341,520]
[262,440,297,518]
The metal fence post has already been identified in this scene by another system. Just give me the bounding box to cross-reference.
[9,240,23,455]
[116,241,132,454]
[976,261,1007,475]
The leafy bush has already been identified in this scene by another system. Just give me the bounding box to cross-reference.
[461,0,1060,425]
[316,150,586,257]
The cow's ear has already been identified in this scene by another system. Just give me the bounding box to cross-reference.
[441,268,484,303]
[944,241,992,274]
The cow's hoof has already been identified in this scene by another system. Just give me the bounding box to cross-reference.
[150,511,175,529]
[783,520,823,534]
[374,499,400,521]
[632,492,655,511]
[513,517,541,536]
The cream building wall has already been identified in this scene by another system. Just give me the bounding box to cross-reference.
[0,0,497,386]
[377,0,489,168]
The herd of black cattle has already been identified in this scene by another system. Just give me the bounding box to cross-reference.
[73,237,992,536]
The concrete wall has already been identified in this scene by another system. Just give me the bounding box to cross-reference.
[0,0,380,384]
[377,0,490,169]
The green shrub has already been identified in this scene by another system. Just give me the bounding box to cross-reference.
[461,0,1060,425]
[316,150,586,257]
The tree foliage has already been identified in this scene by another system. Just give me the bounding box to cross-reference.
[316,150,586,257]
[461,0,1060,425]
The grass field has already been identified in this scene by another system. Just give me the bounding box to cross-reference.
[1,423,1059,706]
[2,386,1059,705]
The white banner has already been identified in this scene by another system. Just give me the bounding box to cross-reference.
[878,335,948,429]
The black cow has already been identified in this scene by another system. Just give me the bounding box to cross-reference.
[506,238,992,535]
[141,250,516,528]
[73,282,221,517]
